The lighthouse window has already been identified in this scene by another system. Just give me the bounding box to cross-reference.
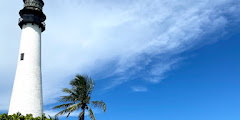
[20,53,24,60]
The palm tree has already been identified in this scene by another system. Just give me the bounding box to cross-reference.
[53,75,107,120]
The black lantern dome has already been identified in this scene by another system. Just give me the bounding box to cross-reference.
[19,0,46,32]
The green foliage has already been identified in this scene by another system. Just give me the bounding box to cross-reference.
[0,113,58,120]
[53,74,107,120]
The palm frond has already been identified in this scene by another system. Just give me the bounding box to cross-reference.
[57,88,78,102]
[67,102,82,112]
[48,115,59,120]
[62,88,77,96]
[66,112,71,118]
[58,95,77,102]
[53,102,82,118]
[55,102,82,118]
[69,74,95,103]
[91,100,107,112]
[52,103,74,109]
[88,106,96,120]
[78,110,85,120]
[55,109,71,117]
[70,75,86,87]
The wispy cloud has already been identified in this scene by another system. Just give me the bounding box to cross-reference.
[131,86,148,92]
[43,0,239,103]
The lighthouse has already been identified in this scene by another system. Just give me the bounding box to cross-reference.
[8,0,46,117]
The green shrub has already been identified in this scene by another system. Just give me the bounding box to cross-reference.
[0,113,58,120]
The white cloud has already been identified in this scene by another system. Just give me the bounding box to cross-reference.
[0,0,239,110]
[131,86,148,92]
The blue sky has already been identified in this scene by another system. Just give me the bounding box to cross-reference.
[0,0,240,120]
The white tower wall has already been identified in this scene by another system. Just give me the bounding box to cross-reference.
[9,23,43,117]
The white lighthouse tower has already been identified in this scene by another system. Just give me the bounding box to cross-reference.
[8,0,46,117]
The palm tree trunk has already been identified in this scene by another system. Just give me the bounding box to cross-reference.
[79,109,85,120]
[83,109,85,120]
